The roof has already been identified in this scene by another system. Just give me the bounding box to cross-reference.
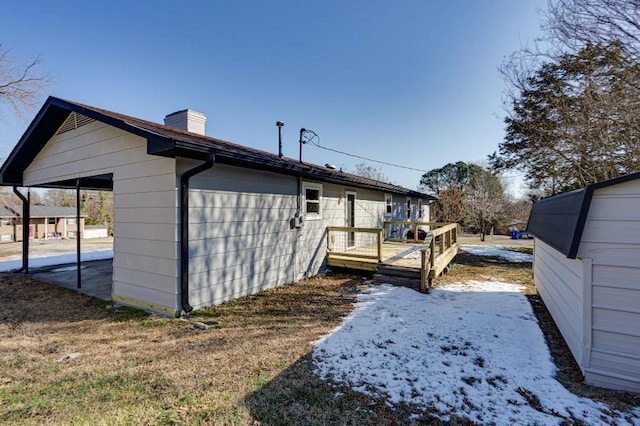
[1,204,86,218]
[0,97,434,199]
[527,172,640,258]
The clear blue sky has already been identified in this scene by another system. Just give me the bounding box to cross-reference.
[0,0,546,194]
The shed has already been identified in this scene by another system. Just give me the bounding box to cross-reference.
[527,172,640,392]
[0,97,434,316]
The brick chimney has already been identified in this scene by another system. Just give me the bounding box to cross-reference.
[164,109,206,135]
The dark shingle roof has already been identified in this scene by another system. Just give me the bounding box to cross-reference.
[527,172,640,258]
[1,204,85,218]
[0,97,434,199]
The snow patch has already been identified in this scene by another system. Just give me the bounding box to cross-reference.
[460,245,533,262]
[0,250,113,272]
[313,281,640,424]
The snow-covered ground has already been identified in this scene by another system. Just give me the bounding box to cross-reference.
[313,282,640,424]
[0,250,113,272]
[460,244,534,263]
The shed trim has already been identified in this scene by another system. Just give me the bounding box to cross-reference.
[527,172,640,258]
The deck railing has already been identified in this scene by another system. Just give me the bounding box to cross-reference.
[326,222,458,286]
[383,221,451,242]
[326,226,384,264]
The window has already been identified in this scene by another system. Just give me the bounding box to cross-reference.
[385,194,392,216]
[0,234,12,241]
[47,218,56,225]
[67,218,77,225]
[406,198,412,220]
[303,183,322,220]
[418,199,423,219]
[0,219,10,227]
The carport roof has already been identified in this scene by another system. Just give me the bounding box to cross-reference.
[0,96,435,199]
[527,172,640,258]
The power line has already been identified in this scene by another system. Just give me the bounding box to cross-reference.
[306,140,430,173]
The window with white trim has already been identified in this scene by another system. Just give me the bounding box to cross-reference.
[303,183,322,220]
[0,219,11,226]
[67,218,77,225]
[385,194,392,216]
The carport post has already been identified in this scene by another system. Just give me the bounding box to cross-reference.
[76,179,81,289]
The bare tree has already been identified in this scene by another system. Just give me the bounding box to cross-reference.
[467,170,505,241]
[353,162,388,182]
[547,0,640,62]
[0,43,49,119]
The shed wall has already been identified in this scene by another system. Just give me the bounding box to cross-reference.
[23,120,180,315]
[577,180,640,391]
[533,239,586,368]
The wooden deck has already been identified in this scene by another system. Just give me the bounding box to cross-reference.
[326,222,458,292]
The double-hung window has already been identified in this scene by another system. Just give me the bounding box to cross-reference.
[303,183,322,220]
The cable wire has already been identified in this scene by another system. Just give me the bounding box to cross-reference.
[305,138,431,173]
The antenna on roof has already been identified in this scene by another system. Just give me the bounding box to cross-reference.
[276,121,284,158]
[298,128,318,163]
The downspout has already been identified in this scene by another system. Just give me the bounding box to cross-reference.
[180,153,215,315]
[12,187,29,273]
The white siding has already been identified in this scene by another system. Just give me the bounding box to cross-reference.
[23,121,179,314]
[577,180,640,391]
[533,239,587,369]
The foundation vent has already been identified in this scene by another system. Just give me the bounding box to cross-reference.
[56,112,96,135]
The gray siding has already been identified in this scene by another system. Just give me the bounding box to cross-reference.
[184,162,392,309]
[23,120,180,315]
[185,162,298,308]
[577,180,640,391]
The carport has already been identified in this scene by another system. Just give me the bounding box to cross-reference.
[8,173,113,297]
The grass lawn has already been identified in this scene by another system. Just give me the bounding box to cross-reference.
[1,246,638,424]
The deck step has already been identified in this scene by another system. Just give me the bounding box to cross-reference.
[373,273,420,291]
[377,264,421,279]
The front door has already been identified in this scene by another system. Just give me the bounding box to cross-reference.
[346,192,356,247]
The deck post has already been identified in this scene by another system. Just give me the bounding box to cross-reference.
[377,228,383,262]
[430,238,435,266]
[326,228,331,253]
[420,248,427,293]
[413,222,418,242]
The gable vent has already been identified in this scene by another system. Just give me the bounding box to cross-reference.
[56,112,96,135]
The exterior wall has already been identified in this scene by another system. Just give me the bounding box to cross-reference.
[32,217,84,239]
[533,239,588,369]
[23,120,179,315]
[183,161,390,309]
[84,226,109,239]
[577,180,640,391]
[184,162,298,308]
[0,219,14,242]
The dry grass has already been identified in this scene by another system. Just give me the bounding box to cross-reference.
[1,246,638,424]
[0,273,460,425]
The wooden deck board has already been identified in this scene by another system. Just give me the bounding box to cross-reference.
[326,223,459,292]
[327,240,455,272]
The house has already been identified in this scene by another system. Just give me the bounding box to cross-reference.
[0,205,85,242]
[0,97,434,316]
[527,172,640,392]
